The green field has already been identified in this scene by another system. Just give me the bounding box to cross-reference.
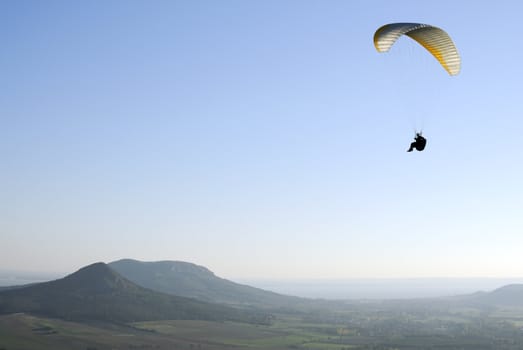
[0,313,350,350]
[0,313,368,350]
[0,313,197,350]
[133,317,351,349]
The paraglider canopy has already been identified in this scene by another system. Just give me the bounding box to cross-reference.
[374,23,461,76]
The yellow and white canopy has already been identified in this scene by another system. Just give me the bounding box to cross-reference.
[374,23,461,76]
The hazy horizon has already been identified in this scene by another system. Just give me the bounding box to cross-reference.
[2,264,523,300]
[240,277,523,299]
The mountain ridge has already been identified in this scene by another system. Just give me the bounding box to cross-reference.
[0,262,258,323]
[109,258,303,308]
[471,284,523,306]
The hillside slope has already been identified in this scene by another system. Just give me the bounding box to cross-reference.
[109,259,302,307]
[474,284,523,307]
[0,263,255,323]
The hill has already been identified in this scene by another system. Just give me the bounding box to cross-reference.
[440,284,523,309]
[0,262,258,323]
[473,284,523,307]
[109,259,303,308]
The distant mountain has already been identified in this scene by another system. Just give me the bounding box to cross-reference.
[109,259,302,308]
[0,262,258,323]
[442,284,523,309]
[473,284,523,307]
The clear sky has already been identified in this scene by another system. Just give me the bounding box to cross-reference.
[2,0,523,279]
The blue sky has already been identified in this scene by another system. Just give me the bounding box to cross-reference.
[2,1,523,279]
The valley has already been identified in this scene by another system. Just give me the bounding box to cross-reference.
[2,260,523,349]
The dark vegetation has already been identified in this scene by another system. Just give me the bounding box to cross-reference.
[2,259,523,349]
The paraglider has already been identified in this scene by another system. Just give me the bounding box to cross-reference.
[407,132,426,152]
[373,23,460,152]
